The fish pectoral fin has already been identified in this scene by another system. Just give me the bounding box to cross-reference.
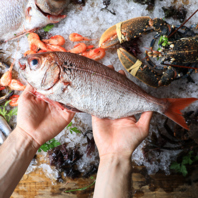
[60,103,82,113]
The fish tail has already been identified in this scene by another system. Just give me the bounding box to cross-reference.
[163,98,197,130]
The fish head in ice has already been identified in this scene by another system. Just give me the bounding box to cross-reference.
[36,0,70,15]
[0,0,67,42]
[26,0,67,26]
[19,53,61,91]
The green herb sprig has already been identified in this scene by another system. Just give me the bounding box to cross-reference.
[38,138,61,152]
[170,151,198,176]
[0,100,18,122]
[65,177,95,193]
[158,35,170,47]
[66,122,81,134]
[43,24,54,32]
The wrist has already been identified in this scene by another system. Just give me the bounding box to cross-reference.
[14,126,40,150]
[100,154,132,168]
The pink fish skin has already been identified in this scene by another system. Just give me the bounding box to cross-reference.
[19,52,197,130]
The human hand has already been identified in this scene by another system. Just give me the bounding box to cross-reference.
[92,66,153,160]
[16,85,75,147]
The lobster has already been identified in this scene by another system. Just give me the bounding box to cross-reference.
[99,10,198,88]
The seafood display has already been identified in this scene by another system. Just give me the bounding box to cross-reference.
[0,0,197,183]
[19,52,197,129]
[24,32,106,60]
[0,0,68,42]
[99,14,198,88]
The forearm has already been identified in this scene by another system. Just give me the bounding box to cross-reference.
[94,155,132,198]
[0,127,39,198]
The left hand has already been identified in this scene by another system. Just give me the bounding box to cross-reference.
[16,85,75,146]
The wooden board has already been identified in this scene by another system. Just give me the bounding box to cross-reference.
[11,163,198,198]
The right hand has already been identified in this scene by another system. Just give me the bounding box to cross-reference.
[92,66,153,160]
[16,85,75,147]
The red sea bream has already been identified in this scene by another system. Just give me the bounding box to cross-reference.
[19,52,197,130]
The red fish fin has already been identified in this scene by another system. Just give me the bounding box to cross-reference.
[164,98,197,130]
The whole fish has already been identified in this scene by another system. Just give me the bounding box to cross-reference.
[19,52,197,130]
[0,0,69,42]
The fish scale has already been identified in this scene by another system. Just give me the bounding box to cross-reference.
[19,52,197,129]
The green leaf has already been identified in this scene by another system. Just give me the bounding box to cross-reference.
[158,36,163,45]
[5,100,11,107]
[157,48,161,51]
[162,42,167,46]
[189,151,194,156]
[170,162,180,171]
[43,24,54,32]
[7,107,18,122]
[40,144,49,152]
[65,180,95,193]
[67,122,72,128]
[8,107,18,116]
[70,127,81,134]
[180,164,188,177]
[182,156,191,165]
[38,138,61,152]
[53,141,61,147]
[194,156,198,161]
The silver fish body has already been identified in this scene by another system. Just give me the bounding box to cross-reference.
[0,116,12,144]
[0,131,6,145]
[19,52,166,118]
[19,52,197,129]
[0,0,68,42]
[0,116,12,137]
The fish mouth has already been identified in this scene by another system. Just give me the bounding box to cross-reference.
[35,3,66,22]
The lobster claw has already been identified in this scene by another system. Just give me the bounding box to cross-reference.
[99,17,151,48]
[99,16,171,49]
[117,48,160,88]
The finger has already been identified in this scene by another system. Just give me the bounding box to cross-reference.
[136,111,153,132]
[23,84,34,93]
[118,70,126,76]
[49,103,75,122]
[19,84,35,101]
[107,65,114,70]
[127,115,136,123]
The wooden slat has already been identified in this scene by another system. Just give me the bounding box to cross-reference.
[11,163,198,198]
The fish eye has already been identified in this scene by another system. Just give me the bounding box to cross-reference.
[29,58,40,70]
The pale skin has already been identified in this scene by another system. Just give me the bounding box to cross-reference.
[0,68,152,198]
[92,67,153,198]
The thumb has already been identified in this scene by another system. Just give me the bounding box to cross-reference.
[136,111,153,132]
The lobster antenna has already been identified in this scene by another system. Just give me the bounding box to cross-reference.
[163,63,198,70]
[168,9,198,38]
